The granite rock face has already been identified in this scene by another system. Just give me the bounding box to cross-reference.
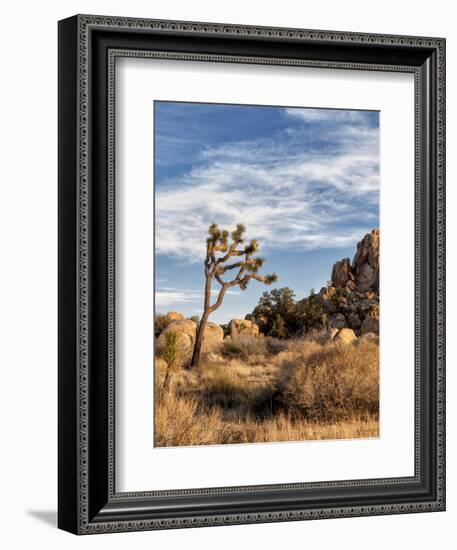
[351,229,380,293]
[331,229,379,294]
[230,319,260,338]
[331,258,355,289]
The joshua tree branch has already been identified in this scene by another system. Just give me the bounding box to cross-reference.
[208,284,228,313]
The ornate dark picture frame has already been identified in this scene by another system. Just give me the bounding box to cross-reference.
[58,14,446,534]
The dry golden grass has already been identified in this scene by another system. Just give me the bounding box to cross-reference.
[154,334,379,447]
[154,390,241,447]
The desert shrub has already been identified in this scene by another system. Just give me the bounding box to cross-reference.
[223,335,267,357]
[154,314,171,337]
[160,330,181,391]
[265,337,289,354]
[275,339,379,421]
[276,338,321,355]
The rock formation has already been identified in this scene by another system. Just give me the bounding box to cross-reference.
[351,229,379,293]
[298,229,380,337]
[330,229,379,293]
[331,258,355,290]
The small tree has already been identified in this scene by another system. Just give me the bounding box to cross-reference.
[161,331,180,391]
[253,287,296,337]
[190,223,277,368]
[295,295,326,333]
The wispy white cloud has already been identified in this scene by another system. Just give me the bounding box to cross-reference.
[156,286,239,307]
[156,109,379,261]
[285,107,373,124]
[155,287,201,306]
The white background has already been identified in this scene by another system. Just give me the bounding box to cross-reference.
[116,59,415,491]
[0,1,454,549]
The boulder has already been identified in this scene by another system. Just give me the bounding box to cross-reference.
[230,319,260,338]
[361,316,379,336]
[202,322,224,352]
[334,328,357,345]
[157,319,197,364]
[165,311,185,322]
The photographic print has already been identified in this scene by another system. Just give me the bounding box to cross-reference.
[154,101,380,447]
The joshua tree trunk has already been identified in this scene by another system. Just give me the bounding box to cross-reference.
[189,223,277,368]
[190,312,209,368]
[191,275,226,368]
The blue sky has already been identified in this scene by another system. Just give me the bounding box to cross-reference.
[154,101,379,324]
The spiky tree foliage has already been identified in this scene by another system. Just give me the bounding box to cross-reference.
[161,331,180,391]
[190,223,277,368]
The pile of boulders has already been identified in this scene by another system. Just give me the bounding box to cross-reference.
[156,312,264,364]
[303,229,380,338]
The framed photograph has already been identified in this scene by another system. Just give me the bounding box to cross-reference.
[58,14,446,534]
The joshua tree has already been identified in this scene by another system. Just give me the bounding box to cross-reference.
[190,223,277,368]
